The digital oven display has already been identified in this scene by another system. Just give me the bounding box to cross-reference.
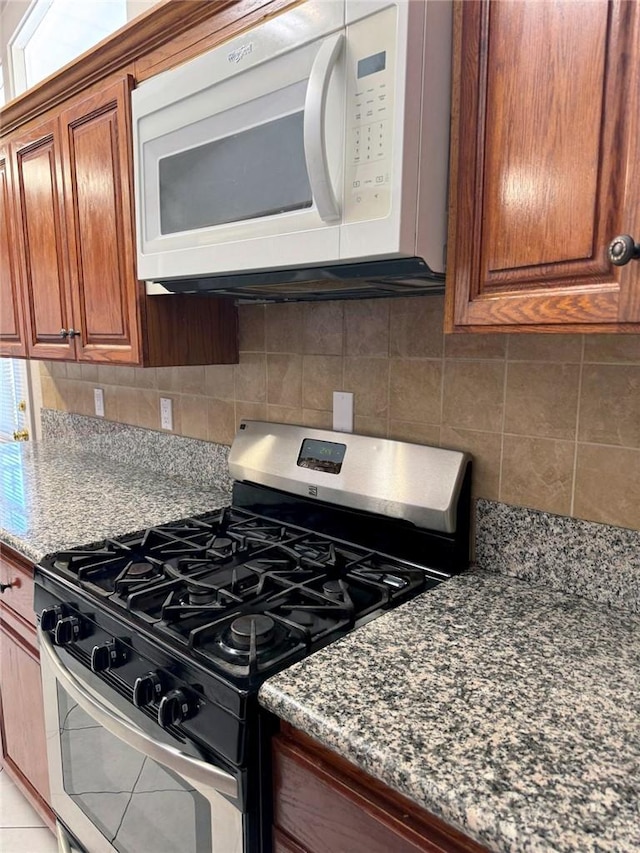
[297,439,346,475]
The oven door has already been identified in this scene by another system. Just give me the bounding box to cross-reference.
[38,627,243,853]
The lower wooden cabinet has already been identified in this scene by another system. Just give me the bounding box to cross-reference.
[272,726,488,853]
[0,545,54,829]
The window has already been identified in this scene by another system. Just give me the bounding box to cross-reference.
[0,359,32,443]
[10,0,127,95]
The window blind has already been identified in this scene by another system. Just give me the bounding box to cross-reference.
[0,358,30,442]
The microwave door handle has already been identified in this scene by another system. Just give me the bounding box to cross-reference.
[304,32,344,223]
[38,626,238,799]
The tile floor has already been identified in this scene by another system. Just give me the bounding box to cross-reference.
[0,765,58,853]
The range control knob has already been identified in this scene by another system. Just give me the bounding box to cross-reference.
[54,615,86,646]
[157,689,197,728]
[91,640,128,673]
[40,605,67,632]
[133,671,164,707]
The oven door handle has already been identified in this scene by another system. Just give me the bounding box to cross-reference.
[304,32,344,223]
[38,626,238,799]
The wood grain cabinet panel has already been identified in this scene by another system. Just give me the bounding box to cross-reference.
[445,0,640,332]
[0,145,27,357]
[60,76,141,363]
[273,728,489,853]
[0,547,54,829]
[10,119,76,359]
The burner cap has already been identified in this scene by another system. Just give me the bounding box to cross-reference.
[211,536,234,553]
[127,562,156,579]
[322,579,344,600]
[186,582,218,606]
[230,614,275,649]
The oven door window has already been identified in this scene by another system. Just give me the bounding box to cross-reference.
[57,686,212,853]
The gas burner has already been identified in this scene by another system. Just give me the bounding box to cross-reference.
[207,536,236,558]
[126,561,157,580]
[186,580,220,606]
[229,614,276,649]
[322,579,345,600]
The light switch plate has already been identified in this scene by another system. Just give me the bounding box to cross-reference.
[93,388,104,418]
[160,397,173,431]
[333,391,354,432]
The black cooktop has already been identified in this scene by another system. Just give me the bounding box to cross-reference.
[41,506,445,682]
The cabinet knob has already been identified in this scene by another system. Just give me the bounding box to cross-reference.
[68,328,81,339]
[0,582,13,593]
[60,328,69,338]
[608,234,640,266]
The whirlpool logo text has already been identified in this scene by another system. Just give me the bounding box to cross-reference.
[228,42,254,64]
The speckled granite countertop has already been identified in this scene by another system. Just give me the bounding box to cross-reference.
[259,571,640,853]
[0,441,231,563]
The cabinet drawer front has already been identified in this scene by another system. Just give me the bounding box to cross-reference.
[0,551,36,627]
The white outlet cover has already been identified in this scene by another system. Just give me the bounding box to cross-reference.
[333,391,354,433]
[93,388,104,418]
[160,397,173,431]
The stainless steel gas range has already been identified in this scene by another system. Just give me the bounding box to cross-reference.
[34,421,471,853]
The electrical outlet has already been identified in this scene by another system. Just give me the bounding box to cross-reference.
[160,397,173,431]
[93,388,105,418]
[333,391,354,433]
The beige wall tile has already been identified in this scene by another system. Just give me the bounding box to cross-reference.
[157,366,205,395]
[389,296,443,358]
[267,354,302,408]
[443,361,505,432]
[344,299,389,357]
[40,376,62,410]
[578,364,640,448]
[574,444,640,529]
[133,367,157,389]
[238,304,265,352]
[353,415,387,437]
[204,364,235,400]
[388,421,441,446]
[302,356,343,411]
[180,395,209,440]
[508,334,583,362]
[267,405,304,425]
[235,354,266,402]
[235,401,267,430]
[208,399,236,445]
[505,362,580,440]
[97,364,120,386]
[501,435,574,515]
[49,361,67,378]
[103,386,118,421]
[303,409,333,429]
[583,334,640,363]
[65,363,83,381]
[57,379,93,416]
[39,362,53,380]
[116,387,160,430]
[80,364,99,382]
[445,334,506,360]
[389,359,441,424]
[343,357,389,417]
[440,427,501,501]
[265,303,304,353]
[303,302,343,355]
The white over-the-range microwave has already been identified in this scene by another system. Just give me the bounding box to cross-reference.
[132,0,452,302]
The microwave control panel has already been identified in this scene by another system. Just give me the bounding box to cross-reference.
[344,6,396,224]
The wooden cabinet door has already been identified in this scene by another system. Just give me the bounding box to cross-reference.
[11,118,76,359]
[446,0,640,332]
[60,76,142,363]
[0,144,27,357]
[0,622,51,805]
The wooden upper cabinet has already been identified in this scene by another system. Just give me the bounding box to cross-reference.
[0,145,27,357]
[445,0,640,332]
[60,76,141,363]
[10,118,76,359]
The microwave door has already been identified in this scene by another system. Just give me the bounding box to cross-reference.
[134,31,346,282]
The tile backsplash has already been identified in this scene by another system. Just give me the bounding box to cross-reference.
[39,296,640,530]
